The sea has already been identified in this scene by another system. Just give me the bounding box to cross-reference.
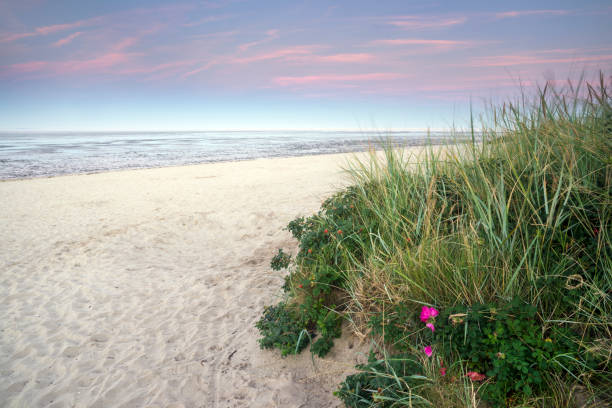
[0,130,463,180]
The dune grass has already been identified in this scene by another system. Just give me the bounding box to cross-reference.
[256,74,611,407]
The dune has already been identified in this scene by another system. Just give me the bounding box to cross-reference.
[0,149,424,408]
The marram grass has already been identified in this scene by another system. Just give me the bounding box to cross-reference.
[257,74,611,407]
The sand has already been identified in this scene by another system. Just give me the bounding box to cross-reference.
[0,150,422,408]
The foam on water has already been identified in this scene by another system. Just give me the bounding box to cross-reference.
[0,131,460,180]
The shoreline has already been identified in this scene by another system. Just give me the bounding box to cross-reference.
[0,137,461,182]
[0,149,371,183]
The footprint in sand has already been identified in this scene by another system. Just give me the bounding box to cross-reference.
[62,345,80,358]
[90,333,109,343]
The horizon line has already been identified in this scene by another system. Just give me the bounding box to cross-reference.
[0,127,464,133]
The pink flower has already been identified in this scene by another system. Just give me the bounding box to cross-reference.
[440,367,446,376]
[423,346,433,357]
[466,371,486,381]
[420,306,439,323]
[426,323,435,332]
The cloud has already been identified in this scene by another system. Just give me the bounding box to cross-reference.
[6,60,48,73]
[495,10,571,19]
[288,53,373,63]
[369,38,469,47]
[232,45,322,63]
[387,16,467,30]
[229,46,372,66]
[182,14,232,27]
[412,74,530,92]
[52,31,82,47]
[201,0,244,9]
[61,53,133,72]
[118,60,195,75]
[367,38,473,53]
[2,52,137,76]
[471,53,612,67]
[0,32,36,43]
[182,62,216,78]
[35,21,88,35]
[0,17,100,43]
[274,73,407,86]
[237,29,279,52]
[111,37,138,52]
[183,49,372,79]
[0,4,193,44]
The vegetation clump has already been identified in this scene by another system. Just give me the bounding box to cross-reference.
[255,302,311,356]
[435,300,590,406]
[256,75,611,407]
[335,352,430,407]
[270,248,291,271]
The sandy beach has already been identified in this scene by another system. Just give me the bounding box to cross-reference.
[0,151,407,408]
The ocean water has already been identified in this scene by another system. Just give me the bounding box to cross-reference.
[0,130,460,180]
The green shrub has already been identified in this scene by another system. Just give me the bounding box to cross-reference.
[270,248,291,271]
[368,303,415,351]
[257,187,373,357]
[310,310,342,357]
[286,216,306,240]
[255,303,311,356]
[335,352,430,407]
[435,299,590,406]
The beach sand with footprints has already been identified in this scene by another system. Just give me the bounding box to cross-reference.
[0,150,428,407]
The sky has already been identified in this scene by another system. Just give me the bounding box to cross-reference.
[0,0,611,131]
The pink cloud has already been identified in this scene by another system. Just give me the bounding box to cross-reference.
[238,40,264,52]
[201,0,240,9]
[179,45,369,81]
[368,38,471,47]
[0,5,181,45]
[495,10,570,19]
[388,16,467,29]
[0,32,36,43]
[3,52,136,76]
[274,73,407,86]
[364,38,470,56]
[8,61,48,73]
[189,30,240,40]
[111,37,138,52]
[182,15,232,27]
[1,17,100,43]
[63,53,132,72]
[232,45,322,63]
[35,21,88,35]
[471,54,612,67]
[288,53,373,63]
[237,29,280,52]
[52,31,82,47]
[182,60,220,78]
[180,46,317,76]
[119,60,195,75]
[413,74,534,92]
